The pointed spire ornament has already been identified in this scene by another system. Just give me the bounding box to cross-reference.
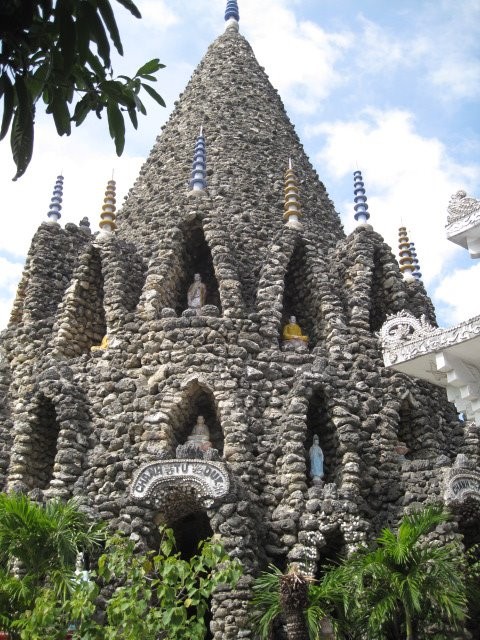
[225,0,239,31]
[47,175,64,223]
[398,227,415,281]
[283,159,303,230]
[190,128,207,193]
[98,179,117,234]
[353,170,370,225]
[409,241,422,281]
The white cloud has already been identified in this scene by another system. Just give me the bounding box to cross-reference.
[355,16,428,74]
[239,0,352,113]
[311,109,480,289]
[434,262,480,325]
[136,0,180,30]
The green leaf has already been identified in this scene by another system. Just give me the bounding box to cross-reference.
[107,99,125,155]
[141,82,166,107]
[86,51,107,78]
[127,107,138,129]
[50,96,72,135]
[56,0,76,74]
[135,58,164,77]
[97,0,124,55]
[76,3,93,63]
[0,74,14,141]
[88,5,112,67]
[11,107,34,180]
[114,0,142,19]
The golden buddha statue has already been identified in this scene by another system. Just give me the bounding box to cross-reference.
[282,315,308,343]
[91,335,108,352]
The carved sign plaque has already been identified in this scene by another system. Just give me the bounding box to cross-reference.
[131,459,229,501]
[444,468,480,505]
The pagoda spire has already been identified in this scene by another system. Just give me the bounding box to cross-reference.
[190,127,207,193]
[47,175,64,223]
[283,158,303,229]
[409,240,422,281]
[398,227,415,281]
[225,0,239,31]
[98,179,117,235]
[353,170,370,225]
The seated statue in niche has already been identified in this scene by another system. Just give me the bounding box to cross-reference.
[91,335,108,352]
[309,435,324,484]
[186,415,212,452]
[187,273,207,313]
[282,315,308,346]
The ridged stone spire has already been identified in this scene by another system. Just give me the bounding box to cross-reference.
[98,179,117,235]
[353,170,370,225]
[283,158,303,230]
[190,127,207,193]
[398,227,415,280]
[47,175,64,223]
[409,241,422,281]
[225,0,239,30]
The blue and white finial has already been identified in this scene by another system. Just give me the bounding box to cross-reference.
[353,170,370,225]
[190,127,207,193]
[409,241,422,281]
[225,0,239,31]
[47,175,64,223]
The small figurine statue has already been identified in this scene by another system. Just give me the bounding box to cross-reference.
[187,415,212,451]
[187,273,207,313]
[283,315,308,344]
[91,335,108,352]
[309,435,324,484]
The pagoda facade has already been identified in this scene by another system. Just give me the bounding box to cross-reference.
[0,4,478,638]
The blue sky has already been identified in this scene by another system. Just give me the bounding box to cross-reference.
[0,0,479,329]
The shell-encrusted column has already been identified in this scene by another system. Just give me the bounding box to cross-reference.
[189,128,207,194]
[353,170,370,225]
[224,0,239,31]
[398,227,415,281]
[46,175,64,223]
[283,158,303,230]
[98,179,117,237]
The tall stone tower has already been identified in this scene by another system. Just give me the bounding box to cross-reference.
[1,3,478,638]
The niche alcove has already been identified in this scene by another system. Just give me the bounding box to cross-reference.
[305,388,339,485]
[282,240,317,345]
[397,398,417,460]
[315,528,346,581]
[23,395,61,490]
[173,383,224,455]
[175,222,221,315]
[369,248,395,333]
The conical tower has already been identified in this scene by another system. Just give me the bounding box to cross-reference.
[0,4,476,640]
[118,23,343,309]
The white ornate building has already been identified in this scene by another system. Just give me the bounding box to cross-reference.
[380,191,480,425]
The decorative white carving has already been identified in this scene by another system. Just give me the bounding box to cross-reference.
[379,311,480,366]
[446,190,480,257]
[131,459,230,501]
[379,311,480,424]
[444,466,480,514]
[446,190,480,225]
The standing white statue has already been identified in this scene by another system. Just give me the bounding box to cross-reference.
[187,273,207,313]
[309,435,324,484]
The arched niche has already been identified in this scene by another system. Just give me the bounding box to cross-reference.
[315,528,346,581]
[24,394,60,490]
[282,240,316,343]
[176,222,221,315]
[54,246,107,357]
[397,398,417,460]
[305,388,339,485]
[369,247,404,333]
[173,383,224,455]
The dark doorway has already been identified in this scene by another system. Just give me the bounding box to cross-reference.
[25,395,61,490]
